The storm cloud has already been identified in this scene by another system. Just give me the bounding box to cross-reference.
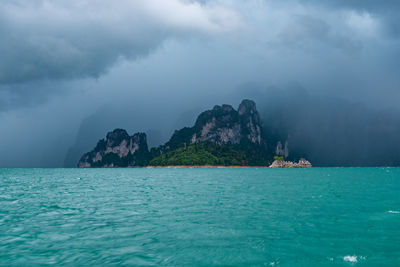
[0,0,240,84]
[0,0,399,167]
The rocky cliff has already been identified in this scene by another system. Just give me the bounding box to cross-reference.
[275,140,289,158]
[78,129,150,167]
[155,99,265,151]
[78,99,299,167]
[147,99,269,165]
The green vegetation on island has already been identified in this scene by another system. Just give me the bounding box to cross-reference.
[149,143,247,166]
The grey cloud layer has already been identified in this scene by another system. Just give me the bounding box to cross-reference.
[297,0,400,11]
[1,0,400,167]
[1,0,398,87]
[0,0,240,84]
[295,0,400,36]
[1,0,399,111]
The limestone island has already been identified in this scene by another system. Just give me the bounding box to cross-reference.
[78,99,311,168]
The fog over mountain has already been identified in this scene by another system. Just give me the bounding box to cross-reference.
[0,0,399,167]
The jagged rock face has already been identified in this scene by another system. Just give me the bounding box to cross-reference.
[238,100,262,145]
[275,141,289,158]
[157,99,265,155]
[192,104,242,145]
[150,99,266,163]
[78,129,149,168]
[168,99,264,148]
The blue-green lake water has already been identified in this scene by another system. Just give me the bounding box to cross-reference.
[0,168,399,266]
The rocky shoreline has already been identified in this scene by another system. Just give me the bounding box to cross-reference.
[269,158,312,168]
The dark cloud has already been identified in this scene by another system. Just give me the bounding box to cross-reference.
[0,0,240,85]
[256,87,400,167]
[276,15,362,53]
[296,0,400,37]
[0,0,400,167]
[0,82,66,111]
[297,0,400,11]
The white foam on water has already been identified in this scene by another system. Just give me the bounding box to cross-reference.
[343,255,366,263]
[343,255,357,263]
[388,210,400,214]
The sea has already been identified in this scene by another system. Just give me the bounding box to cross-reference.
[0,168,399,266]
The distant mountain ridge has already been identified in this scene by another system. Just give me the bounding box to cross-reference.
[78,99,278,167]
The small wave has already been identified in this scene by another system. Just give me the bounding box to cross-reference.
[388,210,400,214]
[343,255,357,263]
[343,255,366,263]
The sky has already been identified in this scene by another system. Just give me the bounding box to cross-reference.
[0,0,399,167]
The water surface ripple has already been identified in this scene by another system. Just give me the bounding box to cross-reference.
[0,168,399,266]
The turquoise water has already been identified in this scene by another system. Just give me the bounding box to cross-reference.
[0,168,399,266]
